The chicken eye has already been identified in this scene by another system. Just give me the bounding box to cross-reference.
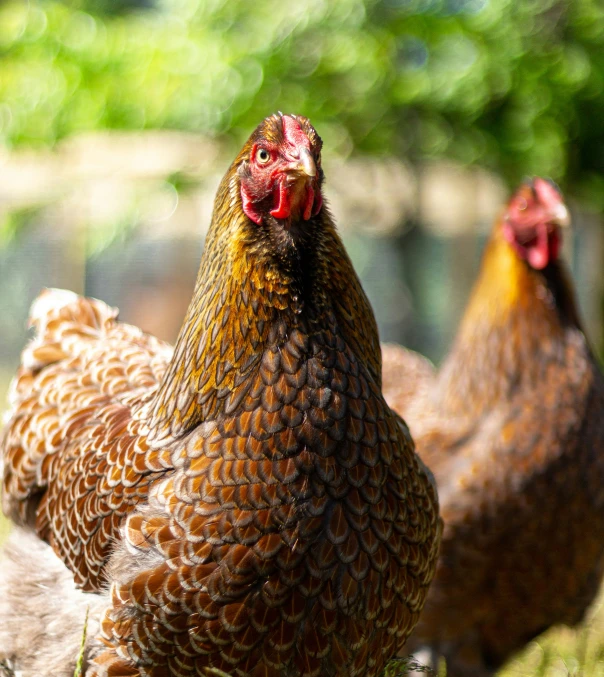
[256,148,271,165]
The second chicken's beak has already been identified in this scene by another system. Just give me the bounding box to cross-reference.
[551,202,571,228]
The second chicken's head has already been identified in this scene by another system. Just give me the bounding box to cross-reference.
[502,177,571,270]
[237,113,324,229]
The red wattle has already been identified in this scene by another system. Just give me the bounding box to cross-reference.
[241,184,263,225]
[527,221,549,270]
[270,181,292,220]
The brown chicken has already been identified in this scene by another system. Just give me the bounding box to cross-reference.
[382,178,604,677]
[0,113,441,677]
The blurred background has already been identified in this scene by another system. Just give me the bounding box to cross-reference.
[1,0,604,673]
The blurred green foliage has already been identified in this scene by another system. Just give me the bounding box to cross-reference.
[2,0,604,204]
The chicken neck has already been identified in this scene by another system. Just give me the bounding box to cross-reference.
[147,174,381,446]
[435,225,585,418]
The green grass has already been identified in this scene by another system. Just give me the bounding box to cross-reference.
[499,598,604,677]
[384,603,604,675]
[383,604,604,677]
[384,597,604,676]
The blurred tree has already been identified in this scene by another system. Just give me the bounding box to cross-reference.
[71,0,156,15]
[1,0,604,205]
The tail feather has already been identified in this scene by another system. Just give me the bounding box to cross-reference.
[21,288,119,373]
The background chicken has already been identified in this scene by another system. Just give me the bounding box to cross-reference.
[0,113,440,677]
[382,178,604,677]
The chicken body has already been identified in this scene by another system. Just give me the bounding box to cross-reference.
[383,179,604,677]
[0,114,441,677]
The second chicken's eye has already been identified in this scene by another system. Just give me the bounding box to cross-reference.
[256,148,271,164]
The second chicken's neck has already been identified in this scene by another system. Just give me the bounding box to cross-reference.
[435,227,584,417]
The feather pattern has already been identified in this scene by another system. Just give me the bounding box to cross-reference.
[2,289,172,590]
[383,201,604,677]
[1,114,441,677]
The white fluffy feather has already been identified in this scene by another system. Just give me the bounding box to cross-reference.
[0,529,107,677]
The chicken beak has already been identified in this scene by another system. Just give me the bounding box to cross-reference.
[298,147,316,178]
[552,202,571,228]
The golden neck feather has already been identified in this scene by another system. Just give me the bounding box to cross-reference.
[436,223,581,416]
[458,228,543,341]
[147,172,381,444]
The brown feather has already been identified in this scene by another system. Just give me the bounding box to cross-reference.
[383,188,604,677]
[1,114,440,677]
